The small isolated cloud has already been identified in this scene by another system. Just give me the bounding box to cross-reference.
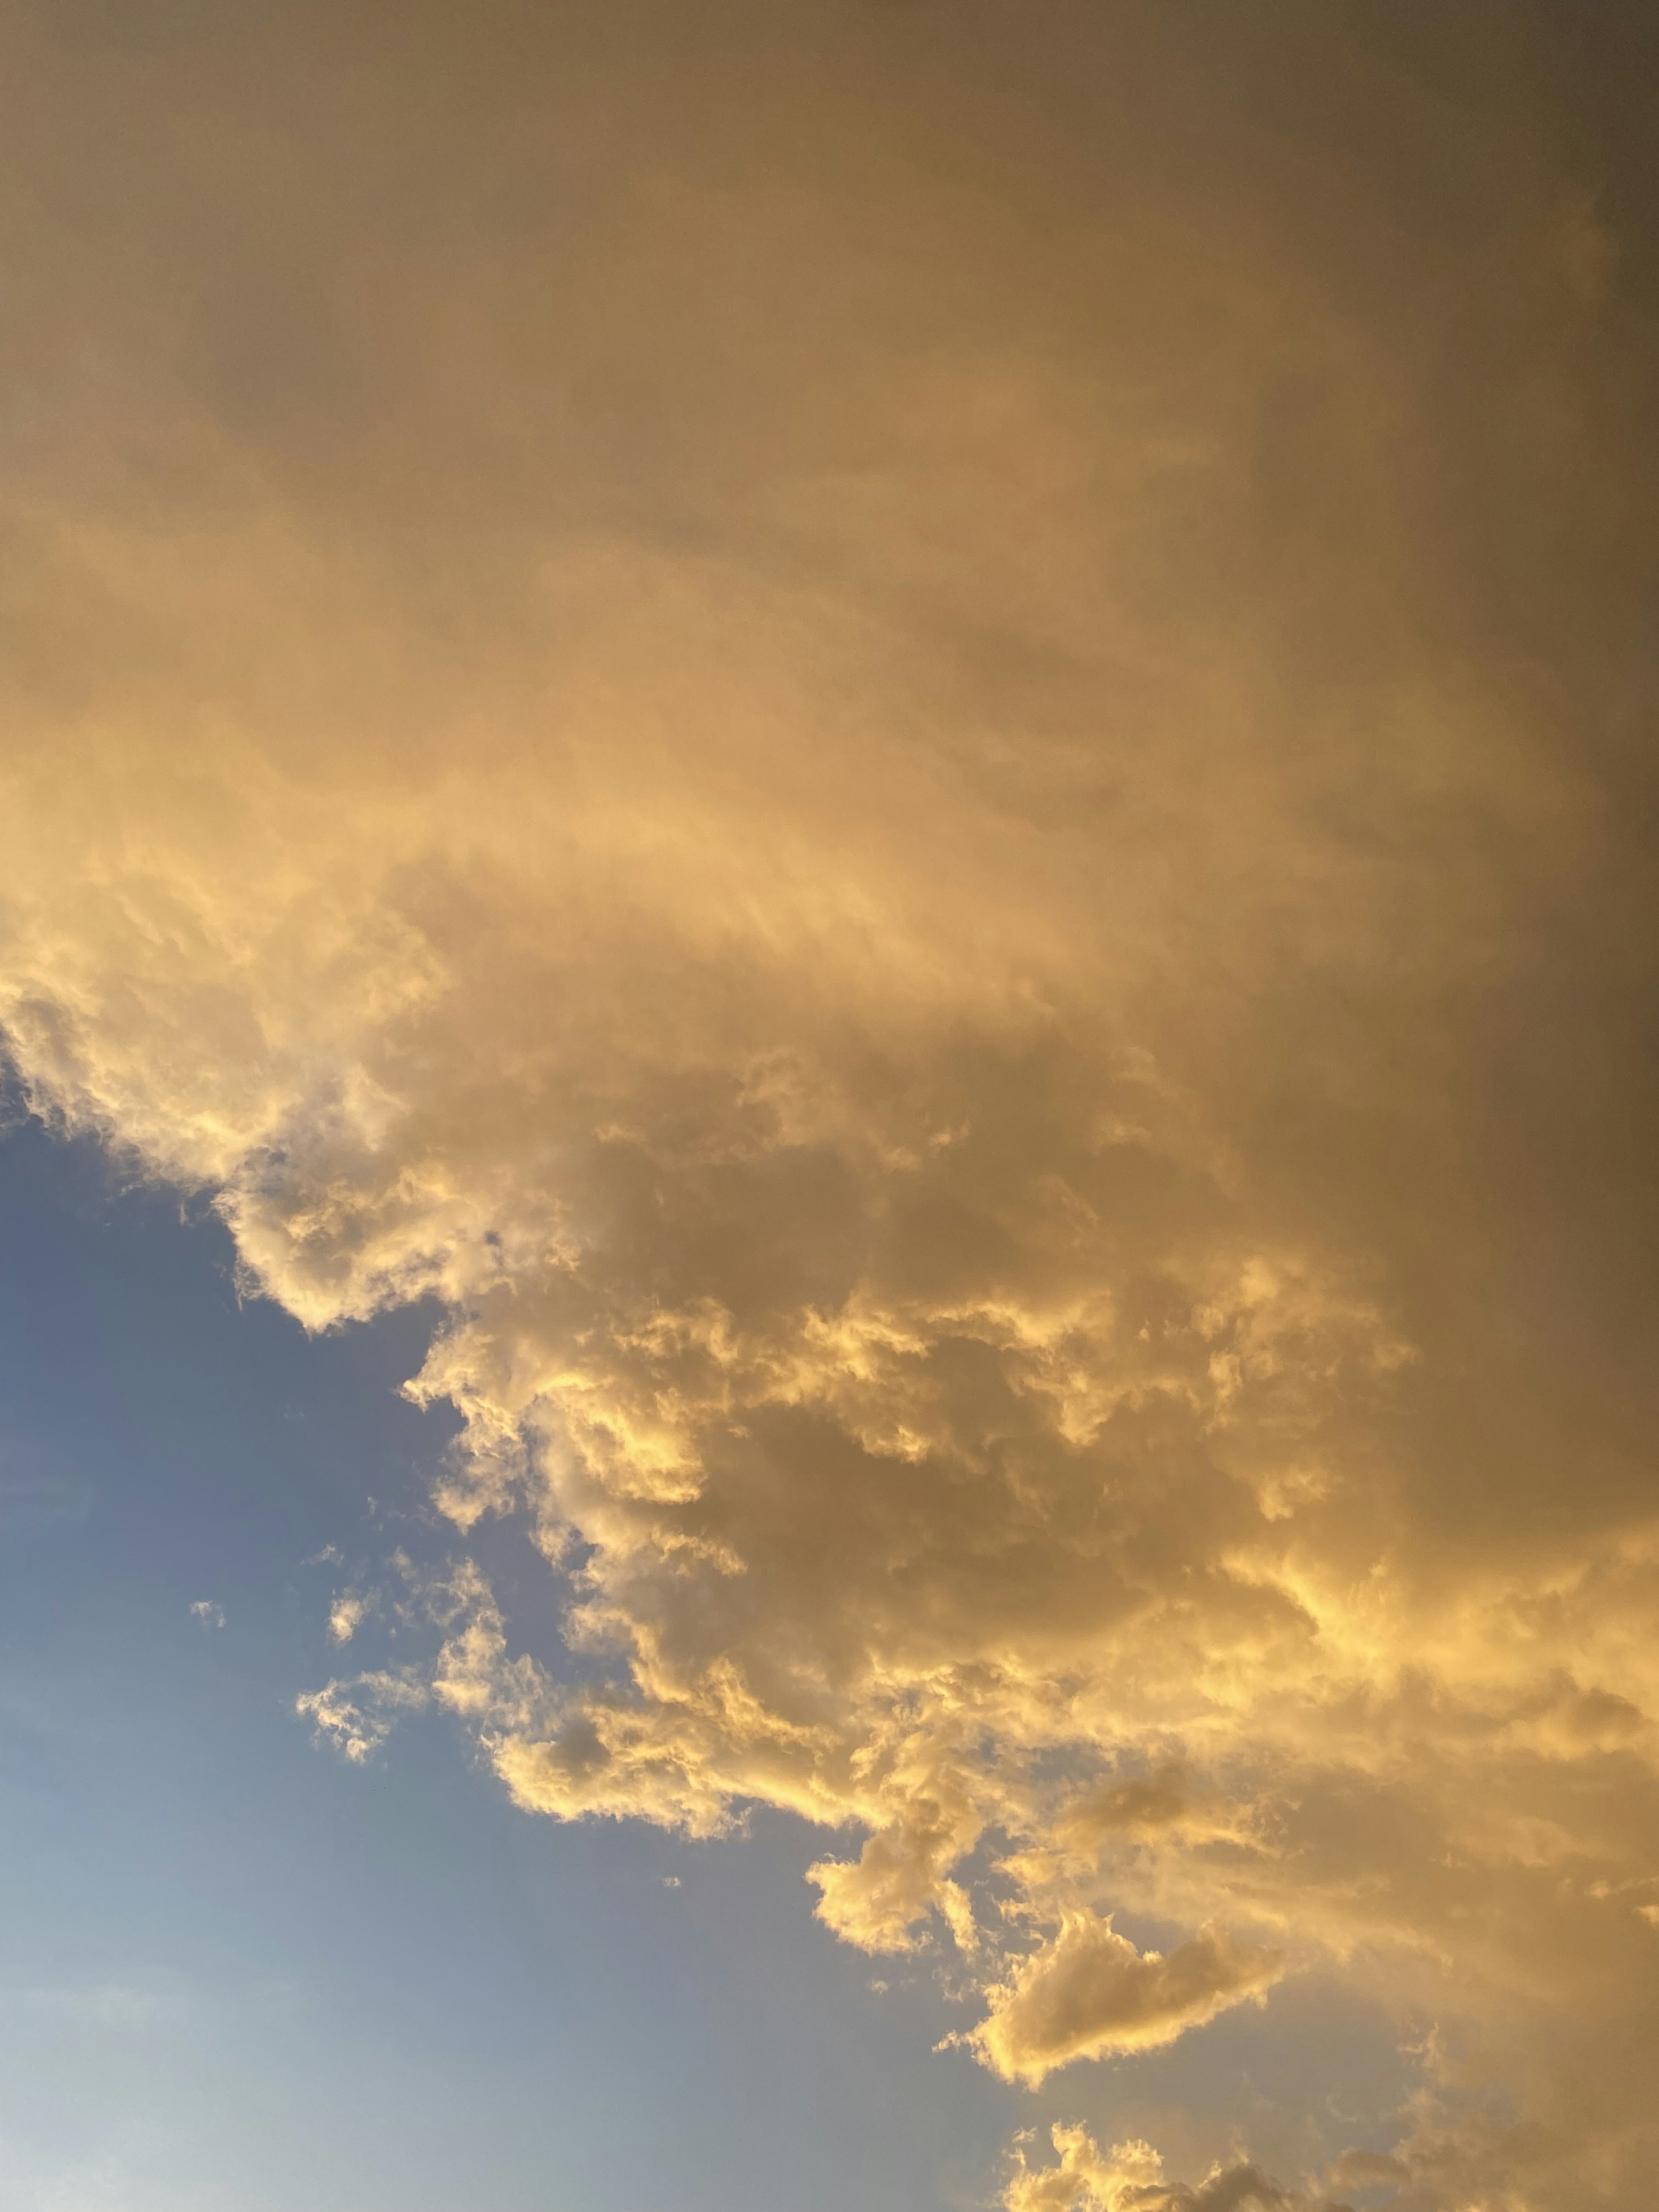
[661,1874,681,1889]
[188,1600,225,1629]
[328,1589,376,1644]
[967,1916,1284,2087]
[296,1668,427,1763]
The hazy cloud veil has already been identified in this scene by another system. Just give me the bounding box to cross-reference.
[4,3,1659,2203]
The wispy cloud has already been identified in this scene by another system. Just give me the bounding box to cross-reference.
[296,1669,428,1765]
[326,1589,375,1645]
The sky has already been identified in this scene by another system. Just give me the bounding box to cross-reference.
[3,4,1659,2209]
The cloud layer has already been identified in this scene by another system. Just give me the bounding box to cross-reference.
[5,3,1659,2202]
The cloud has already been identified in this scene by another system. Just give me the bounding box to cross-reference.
[967,1916,1284,2086]
[188,1601,225,1630]
[1003,2126,1307,2212]
[5,1,1659,2203]
[327,1590,375,1644]
[296,1669,427,1764]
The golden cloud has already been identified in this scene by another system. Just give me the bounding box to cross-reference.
[966,1916,1284,2085]
[1003,2126,1300,2212]
[4,3,1659,2203]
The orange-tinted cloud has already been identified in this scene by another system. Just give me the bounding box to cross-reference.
[4,4,1659,2202]
[968,1917,1284,2085]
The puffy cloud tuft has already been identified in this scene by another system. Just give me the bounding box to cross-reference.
[1003,2126,1307,2212]
[969,1917,1284,2086]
